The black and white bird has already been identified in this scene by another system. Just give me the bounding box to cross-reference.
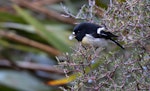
[69,22,124,49]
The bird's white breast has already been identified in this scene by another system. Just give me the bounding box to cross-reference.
[82,34,111,47]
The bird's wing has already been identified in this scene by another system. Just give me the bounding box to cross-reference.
[100,31,118,38]
[96,31,124,49]
[91,31,117,39]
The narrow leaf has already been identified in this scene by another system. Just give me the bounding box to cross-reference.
[13,5,70,52]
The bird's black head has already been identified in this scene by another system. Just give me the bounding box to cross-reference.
[73,22,100,41]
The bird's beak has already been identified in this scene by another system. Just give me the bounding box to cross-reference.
[69,32,76,40]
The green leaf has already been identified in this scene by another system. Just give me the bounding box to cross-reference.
[0,12,25,23]
[13,5,70,52]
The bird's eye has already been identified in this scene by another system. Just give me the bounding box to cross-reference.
[76,31,80,34]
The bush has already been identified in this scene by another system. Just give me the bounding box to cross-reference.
[58,0,150,90]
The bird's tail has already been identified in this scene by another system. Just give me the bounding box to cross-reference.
[109,38,125,49]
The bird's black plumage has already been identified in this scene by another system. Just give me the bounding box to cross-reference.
[72,22,124,49]
[73,23,99,41]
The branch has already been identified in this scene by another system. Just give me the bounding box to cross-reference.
[0,30,61,56]
[0,59,65,74]
[11,0,76,24]
[32,0,64,7]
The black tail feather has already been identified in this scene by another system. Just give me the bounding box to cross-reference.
[109,38,125,49]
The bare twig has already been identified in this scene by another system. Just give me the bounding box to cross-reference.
[88,0,95,19]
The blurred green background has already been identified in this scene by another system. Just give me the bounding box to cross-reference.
[0,0,109,91]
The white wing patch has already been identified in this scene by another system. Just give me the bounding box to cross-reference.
[97,27,105,34]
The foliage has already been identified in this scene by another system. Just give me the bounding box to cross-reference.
[50,0,150,90]
[0,0,149,91]
[0,0,86,90]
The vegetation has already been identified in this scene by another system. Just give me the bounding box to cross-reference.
[0,0,149,91]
